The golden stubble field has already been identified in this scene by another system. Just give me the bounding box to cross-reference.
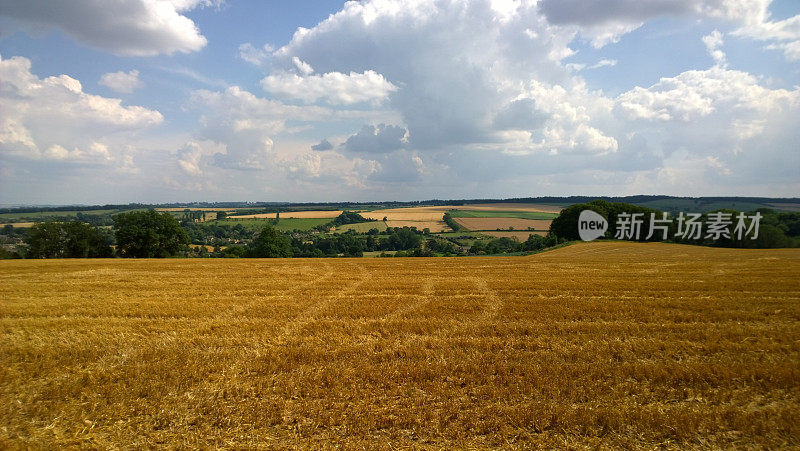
[1,242,799,448]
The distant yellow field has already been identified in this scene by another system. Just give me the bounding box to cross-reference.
[156,208,234,212]
[462,203,563,213]
[2,242,798,448]
[360,209,446,222]
[0,222,35,228]
[229,210,343,219]
[360,203,562,233]
[455,218,552,231]
[482,230,546,240]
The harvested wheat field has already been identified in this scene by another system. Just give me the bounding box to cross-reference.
[2,242,799,448]
[0,222,35,228]
[482,231,546,241]
[383,220,449,232]
[360,210,446,222]
[462,203,562,213]
[455,217,552,231]
[228,210,344,219]
[156,208,234,212]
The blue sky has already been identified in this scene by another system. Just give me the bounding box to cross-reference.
[1,0,798,205]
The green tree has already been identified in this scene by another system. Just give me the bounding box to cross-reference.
[216,211,227,220]
[248,225,292,257]
[386,227,422,250]
[27,222,66,258]
[27,221,112,258]
[63,221,113,257]
[114,210,189,258]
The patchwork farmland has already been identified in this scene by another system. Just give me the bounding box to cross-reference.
[2,242,798,448]
[453,217,553,232]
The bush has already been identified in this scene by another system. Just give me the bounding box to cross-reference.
[443,212,463,232]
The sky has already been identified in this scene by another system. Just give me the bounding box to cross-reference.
[0,0,798,205]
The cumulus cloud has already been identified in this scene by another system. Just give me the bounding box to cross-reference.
[0,55,163,167]
[166,0,800,196]
[99,70,144,93]
[616,67,797,122]
[177,141,205,175]
[185,85,383,170]
[0,0,215,56]
[12,0,785,201]
[342,124,408,153]
[261,70,398,105]
[238,42,273,66]
[311,139,334,151]
[614,66,800,186]
[271,0,581,151]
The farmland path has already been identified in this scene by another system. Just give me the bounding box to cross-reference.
[272,262,372,345]
[382,275,436,320]
[216,261,336,319]
[471,275,503,321]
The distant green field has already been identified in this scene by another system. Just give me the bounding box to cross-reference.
[448,210,558,220]
[0,209,121,221]
[636,199,778,213]
[212,217,331,232]
[335,221,387,233]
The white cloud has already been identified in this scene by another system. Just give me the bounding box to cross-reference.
[177,141,205,175]
[9,0,795,202]
[261,70,398,105]
[185,85,388,171]
[156,65,228,88]
[733,13,800,61]
[702,30,727,67]
[588,59,618,69]
[616,67,798,122]
[99,70,144,93]
[44,142,112,162]
[238,42,274,66]
[0,55,163,167]
[613,67,800,188]
[271,0,579,151]
[292,57,314,76]
[0,0,214,56]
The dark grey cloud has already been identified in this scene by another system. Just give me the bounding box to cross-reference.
[0,0,210,56]
[493,98,550,131]
[538,0,694,26]
[342,124,407,153]
[311,139,334,151]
